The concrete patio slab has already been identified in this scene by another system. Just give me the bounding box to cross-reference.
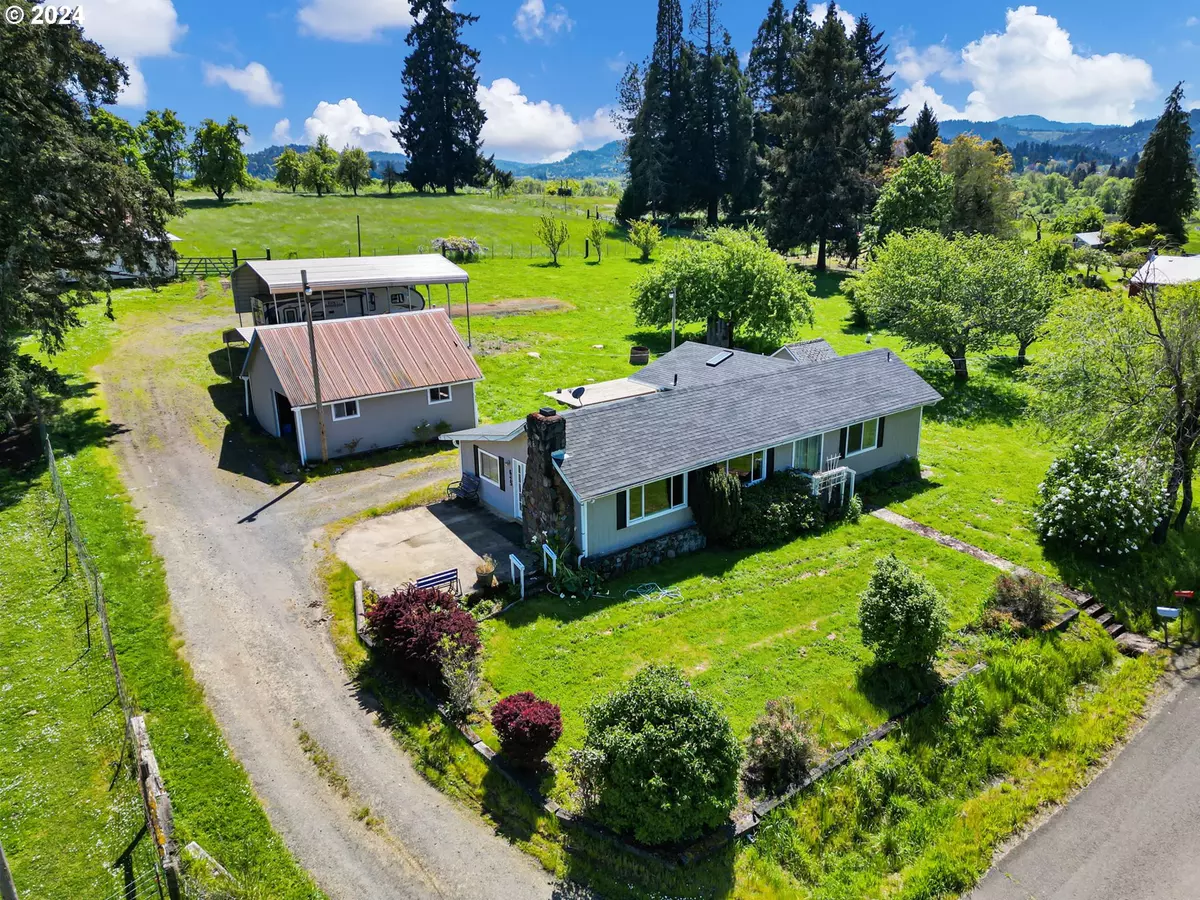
[336,502,525,595]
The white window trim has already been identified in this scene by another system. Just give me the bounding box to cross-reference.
[791,433,825,472]
[627,476,688,526]
[727,448,768,486]
[844,418,879,458]
[428,384,453,405]
[477,448,501,487]
[331,400,360,421]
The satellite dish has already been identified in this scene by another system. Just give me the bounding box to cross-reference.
[571,386,586,400]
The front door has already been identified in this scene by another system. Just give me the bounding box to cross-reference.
[513,460,526,520]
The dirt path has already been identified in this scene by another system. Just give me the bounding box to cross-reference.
[100,309,558,899]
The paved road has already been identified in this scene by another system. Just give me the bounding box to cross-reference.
[101,311,558,900]
[969,668,1200,900]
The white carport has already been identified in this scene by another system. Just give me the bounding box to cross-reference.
[231,253,474,345]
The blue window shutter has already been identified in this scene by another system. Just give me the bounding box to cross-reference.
[616,491,627,530]
[473,445,480,475]
[766,447,775,477]
[838,428,848,458]
[498,455,507,491]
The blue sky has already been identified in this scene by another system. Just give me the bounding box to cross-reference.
[82,0,1200,162]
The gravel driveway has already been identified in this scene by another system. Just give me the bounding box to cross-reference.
[100,310,558,899]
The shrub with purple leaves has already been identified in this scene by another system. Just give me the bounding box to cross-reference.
[1034,445,1167,557]
[364,585,480,682]
[491,692,563,768]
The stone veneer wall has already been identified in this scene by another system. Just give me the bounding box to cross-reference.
[582,526,707,579]
[521,407,576,548]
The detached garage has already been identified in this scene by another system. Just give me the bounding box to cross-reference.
[240,308,481,464]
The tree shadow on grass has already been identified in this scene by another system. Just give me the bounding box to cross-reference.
[180,196,253,211]
[855,661,944,721]
[918,365,1028,427]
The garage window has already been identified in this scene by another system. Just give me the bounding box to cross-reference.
[332,400,359,421]
[428,385,452,404]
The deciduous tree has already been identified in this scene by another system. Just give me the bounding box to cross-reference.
[870,152,953,242]
[0,2,177,422]
[536,216,569,265]
[942,134,1017,237]
[1032,283,1200,538]
[139,108,187,198]
[633,226,814,344]
[393,0,487,194]
[274,146,302,193]
[189,116,251,202]
[336,146,373,195]
[300,134,338,196]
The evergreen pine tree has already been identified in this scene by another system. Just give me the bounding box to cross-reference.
[905,103,939,157]
[717,36,756,217]
[393,0,486,195]
[689,0,724,225]
[764,3,871,271]
[1123,83,1198,245]
[747,0,803,113]
[852,15,902,166]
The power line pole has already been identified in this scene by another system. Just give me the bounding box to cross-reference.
[302,270,329,464]
[670,289,677,350]
[0,839,19,900]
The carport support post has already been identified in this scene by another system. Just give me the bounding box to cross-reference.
[302,270,329,464]
[464,284,472,347]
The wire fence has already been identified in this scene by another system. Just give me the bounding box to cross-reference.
[38,415,184,900]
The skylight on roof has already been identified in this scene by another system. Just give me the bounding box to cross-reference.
[705,350,734,367]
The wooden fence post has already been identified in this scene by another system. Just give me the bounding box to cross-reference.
[132,717,182,900]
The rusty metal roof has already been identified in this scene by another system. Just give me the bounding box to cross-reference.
[240,254,469,294]
[250,309,482,407]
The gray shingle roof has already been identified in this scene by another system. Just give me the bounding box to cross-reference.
[774,338,839,365]
[441,419,526,442]
[629,341,794,389]
[558,348,941,501]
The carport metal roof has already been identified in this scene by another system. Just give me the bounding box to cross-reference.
[240,253,469,294]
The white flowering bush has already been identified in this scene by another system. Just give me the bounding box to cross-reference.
[1034,445,1168,556]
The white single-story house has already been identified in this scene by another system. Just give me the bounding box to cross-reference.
[241,308,481,464]
[1130,253,1200,295]
[1072,231,1106,251]
[442,341,941,564]
[230,254,475,344]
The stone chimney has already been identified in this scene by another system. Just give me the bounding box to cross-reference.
[522,407,576,547]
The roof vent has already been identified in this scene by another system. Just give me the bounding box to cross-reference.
[538,406,557,417]
[705,350,734,368]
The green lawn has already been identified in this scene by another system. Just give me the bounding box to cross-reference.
[482,516,999,779]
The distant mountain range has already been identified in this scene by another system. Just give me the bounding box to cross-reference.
[246,111,1199,184]
[902,111,1200,161]
[245,141,625,182]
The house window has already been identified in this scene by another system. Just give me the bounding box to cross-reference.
[793,435,822,472]
[331,400,359,421]
[727,450,767,485]
[845,418,880,456]
[477,449,501,486]
[628,474,686,524]
[428,385,452,404]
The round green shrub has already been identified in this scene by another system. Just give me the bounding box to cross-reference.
[578,665,741,845]
[859,554,949,670]
[1034,444,1167,556]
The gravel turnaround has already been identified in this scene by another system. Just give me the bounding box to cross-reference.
[100,318,559,899]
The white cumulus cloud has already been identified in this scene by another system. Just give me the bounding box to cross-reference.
[298,0,413,41]
[514,0,573,42]
[272,119,293,143]
[809,3,855,33]
[894,7,1156,126]
[477,78,617,162]
[303,99,400,151]
[81,0,187,106]
[203,62,284,106]
[897,81,966,125]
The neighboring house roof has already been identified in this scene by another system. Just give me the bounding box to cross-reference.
[238,253,470,294]
[544,377,659,408]
[245,309,481,408]
[629,341,795,390]
[442,420,526,443]
[557,348,942,501]
[1074,231,1105,247]
[1132,254,1200,287]
[772,338,840,365]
